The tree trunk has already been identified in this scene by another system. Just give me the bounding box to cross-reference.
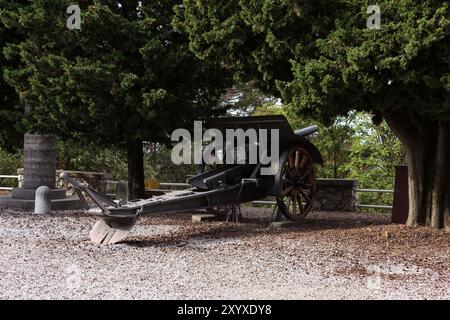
[127,140,145,200]
[23,133,57,189]
[333,151,338,179]
[384,110,450,230]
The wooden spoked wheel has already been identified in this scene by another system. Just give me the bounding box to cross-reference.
[275,146,317,221]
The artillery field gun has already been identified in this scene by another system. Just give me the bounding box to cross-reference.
[61,115,323,244]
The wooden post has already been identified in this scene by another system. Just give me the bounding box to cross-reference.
[392,165,409,224]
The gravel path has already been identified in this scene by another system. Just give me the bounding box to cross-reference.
[0,208,448,300]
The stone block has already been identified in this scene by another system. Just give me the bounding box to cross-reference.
[192,214,224,222]
[270,220,304,229]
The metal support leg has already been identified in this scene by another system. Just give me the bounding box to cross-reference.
[270,203,286,222]
[226,204,242,223]
[225,178,258,223]
[274,207,286,222]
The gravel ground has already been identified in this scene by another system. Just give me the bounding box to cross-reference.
[0,207,448,300]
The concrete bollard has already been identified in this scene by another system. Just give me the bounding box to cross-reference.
[35,186,51,214]
[116,181,128,203]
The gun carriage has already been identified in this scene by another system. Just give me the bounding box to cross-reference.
[61,115,323,244]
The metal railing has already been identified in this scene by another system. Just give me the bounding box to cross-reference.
[150,183,395,210]
[355,188,394,210]
[0,175,19,191]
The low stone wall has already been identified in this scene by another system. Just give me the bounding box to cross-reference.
[17,169,113,193]
[56,170,113,193]
[313,179,358,211]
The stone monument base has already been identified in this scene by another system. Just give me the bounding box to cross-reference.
[0,188,83,211]
[11,188,66,200]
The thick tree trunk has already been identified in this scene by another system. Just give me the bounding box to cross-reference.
[127,140,145,200]
[23,133,57,189]
[430,123,450,229]
[384,110,450,230]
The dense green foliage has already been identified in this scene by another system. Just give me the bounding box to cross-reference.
[0,0,232,198]
[345,114,406,209]
[221,82,277,116]
[0,147,21,187]
[1,0,232,143]
[176,0,450,122]
[0,147,21,173]
[176,0,450,228]
[0,1,23,151]
[253,102,405,208]
[57,141,197,182]
[0,1,448,226]
[143,143,197,182]
[57,141,128,177]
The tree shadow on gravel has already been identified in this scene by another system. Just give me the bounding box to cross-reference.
[124,222,266,247]
[123,211,391,247]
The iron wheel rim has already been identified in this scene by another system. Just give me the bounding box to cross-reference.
[275,146,316,220]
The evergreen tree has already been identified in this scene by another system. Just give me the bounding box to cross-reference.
[0,0,24,152]
[1,0,232,198]
[176,0,450,229]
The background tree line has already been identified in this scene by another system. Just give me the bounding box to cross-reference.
[1,1,448,228]
[0,81,405,208]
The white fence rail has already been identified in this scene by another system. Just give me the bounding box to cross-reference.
[154,183,395,210]
[355,188,394,193]
[355,188,394,210]
[0,175,19,191]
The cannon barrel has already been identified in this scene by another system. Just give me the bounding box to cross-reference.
[294,125,319,137]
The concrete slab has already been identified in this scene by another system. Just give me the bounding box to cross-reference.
[11,188,66,200]
[269,220,304,229]
[191,214,225,222]
[0,195,83,211]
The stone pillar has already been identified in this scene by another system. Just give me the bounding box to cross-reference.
[23,133,57,189]
[313,179,359,211]
[0,133,83,211]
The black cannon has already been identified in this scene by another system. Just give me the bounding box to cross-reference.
[61,115,323,244]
